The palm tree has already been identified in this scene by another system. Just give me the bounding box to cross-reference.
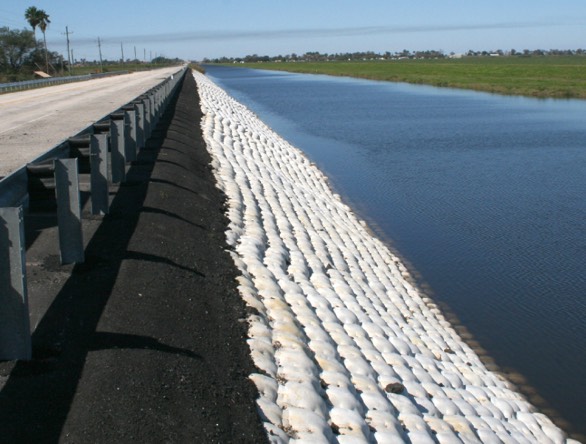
[37,9,51,73]
[25,6,50,72]
[24,6,41,38]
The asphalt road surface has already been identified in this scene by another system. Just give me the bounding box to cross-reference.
[0,67,181,178]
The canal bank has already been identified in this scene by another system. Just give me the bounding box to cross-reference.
[194,70,579,443]
[202,64,586,440]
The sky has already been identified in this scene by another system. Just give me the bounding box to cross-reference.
[1,0,585,61]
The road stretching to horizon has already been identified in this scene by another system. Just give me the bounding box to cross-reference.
[0,67,182,178]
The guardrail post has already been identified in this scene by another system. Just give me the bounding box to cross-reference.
[109,116,126,183]
[150,93,158,128]
[134,102,145,151]
[0,206,32,360]
[166,80,172,106]
[142,96,151,140]
[154,89,162,124]
[124,109,137,162]
[90,134,110,215]
[54,159,84,264]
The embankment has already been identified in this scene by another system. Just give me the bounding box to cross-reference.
[194,70,578,443]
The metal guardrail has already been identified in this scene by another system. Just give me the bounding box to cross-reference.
[0,70,129,94]
[0,66,188,360]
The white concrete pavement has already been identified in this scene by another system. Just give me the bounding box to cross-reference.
[0,67,182,178]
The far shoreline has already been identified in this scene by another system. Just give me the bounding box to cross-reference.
[211,55,586,100]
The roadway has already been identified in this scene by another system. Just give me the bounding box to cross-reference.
[0,67,181,178]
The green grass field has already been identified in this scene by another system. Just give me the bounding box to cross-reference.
[233,56,586,99]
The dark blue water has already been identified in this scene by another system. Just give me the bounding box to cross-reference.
[204,65,586,436]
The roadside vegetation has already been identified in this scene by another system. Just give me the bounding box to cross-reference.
[1,23,182,83]
[212,50,586,99]
[1,6,182,84]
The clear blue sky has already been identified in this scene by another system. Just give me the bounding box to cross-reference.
[1,0,585,61]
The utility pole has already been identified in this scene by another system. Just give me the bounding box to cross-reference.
[120,42,125,65]
[134,46,137,62]
[97,37,104,72]
[64,26,73,75]
[143,48,146,63]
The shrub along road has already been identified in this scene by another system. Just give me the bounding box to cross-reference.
[0,73,268,442]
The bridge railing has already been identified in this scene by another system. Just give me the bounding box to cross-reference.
[0,66,188,360]
[0,71,130,94]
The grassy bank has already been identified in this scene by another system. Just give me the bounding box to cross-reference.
[231,56,586,99]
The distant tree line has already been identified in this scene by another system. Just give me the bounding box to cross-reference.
[1,5,182,83]
[203,48,586,64]
[466,48,584,57]
[71,56,182,67]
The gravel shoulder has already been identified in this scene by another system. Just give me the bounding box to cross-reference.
[0,73,267,443]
